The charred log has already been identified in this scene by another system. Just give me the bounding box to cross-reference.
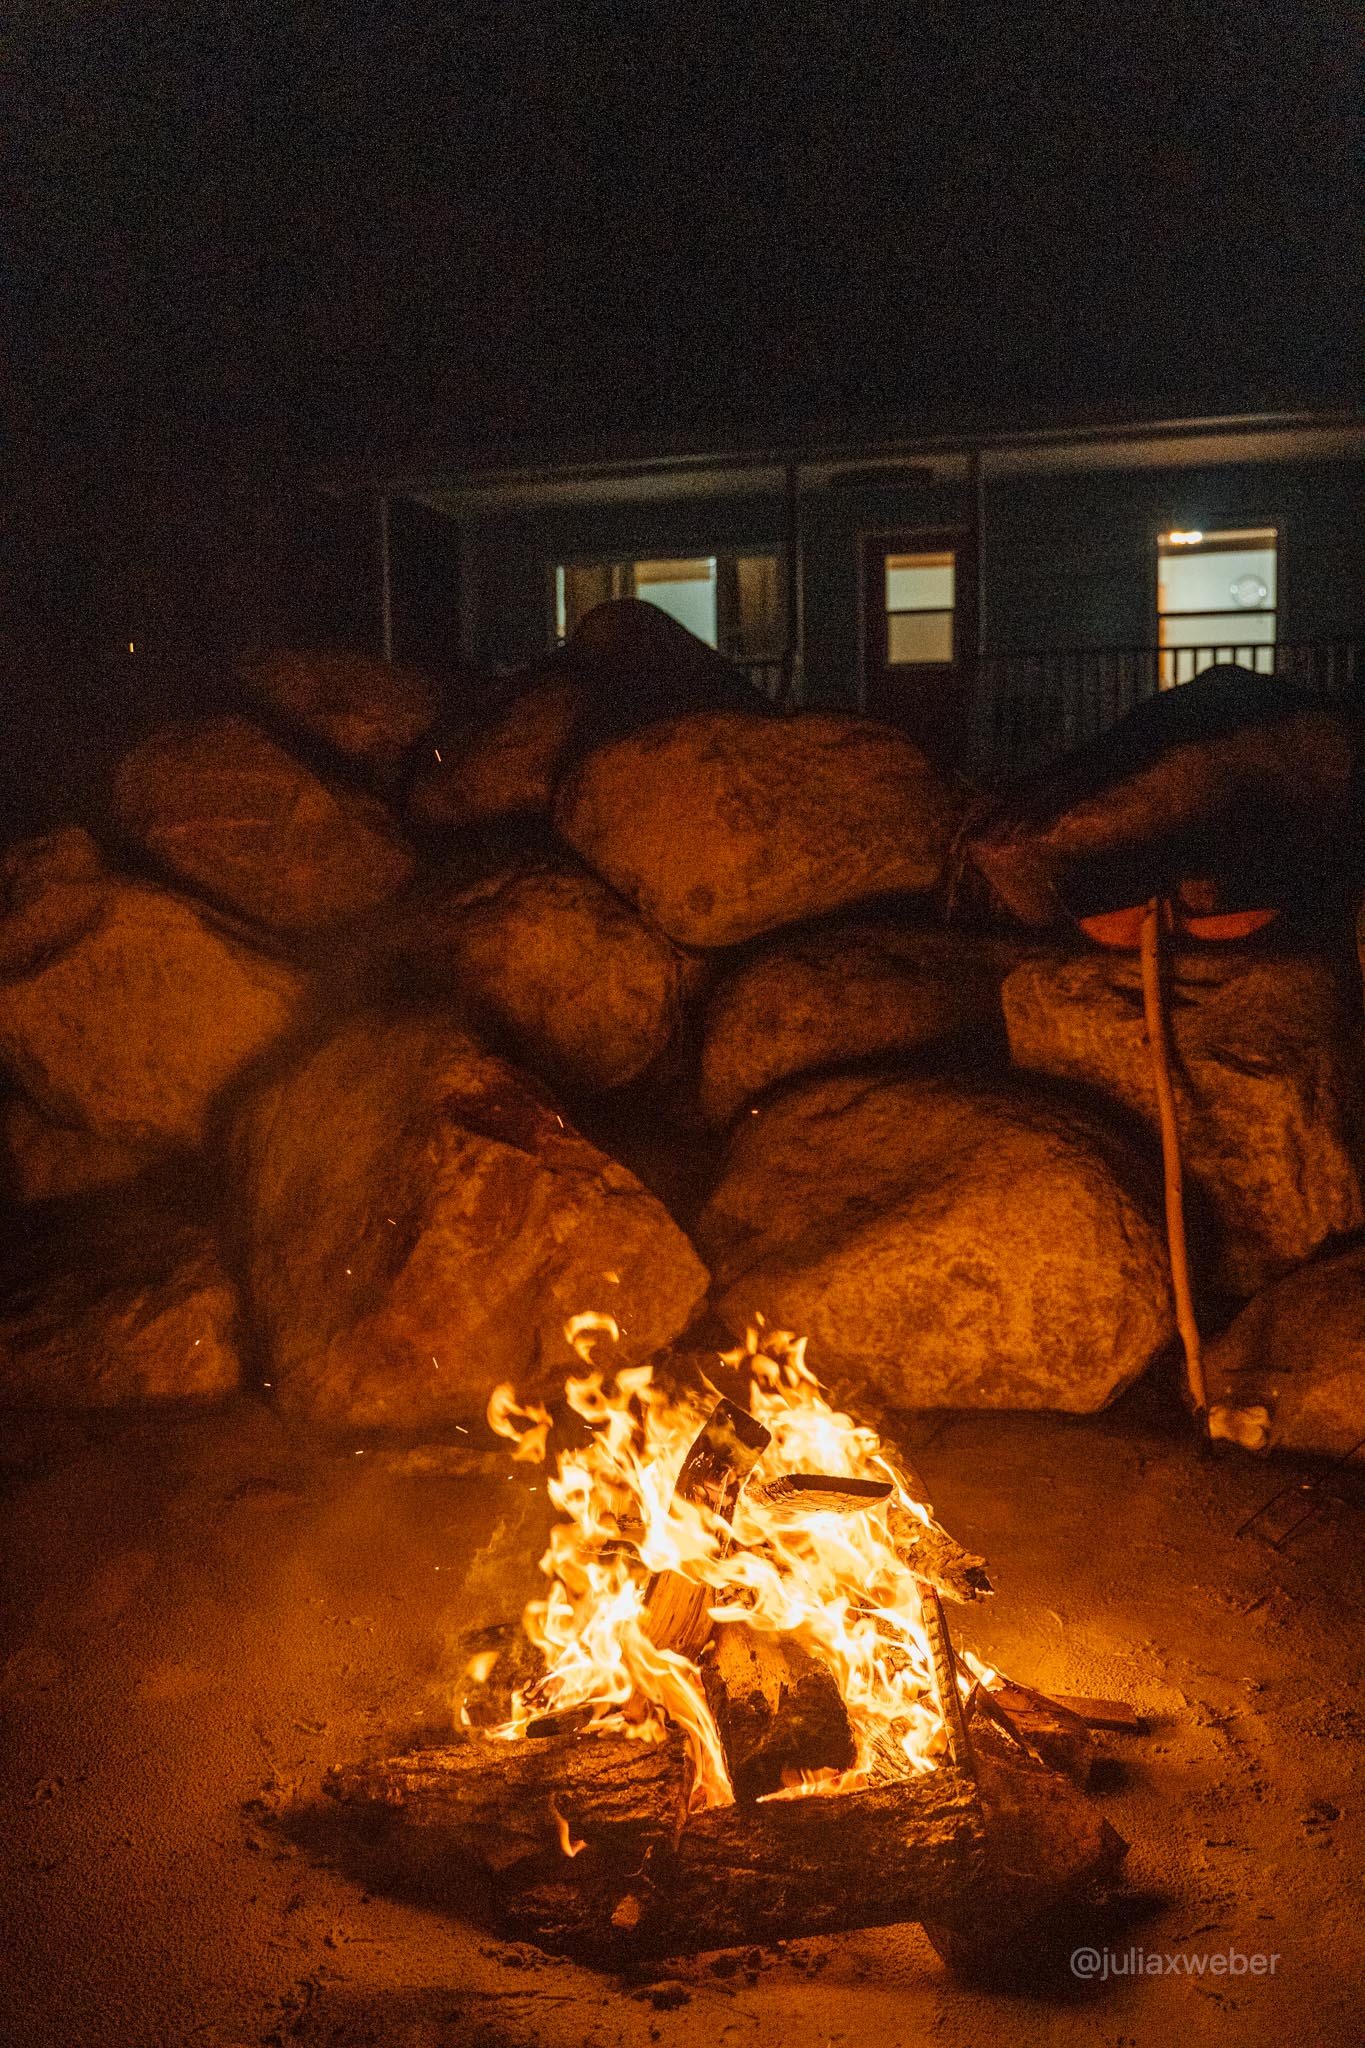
[325,1734,985,1962]
[701,1622,854,1800]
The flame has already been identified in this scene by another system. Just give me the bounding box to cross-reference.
[485,1320,958,1809]
[548,1796,586,1857]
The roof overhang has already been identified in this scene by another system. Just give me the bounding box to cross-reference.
[321,409,1365,516]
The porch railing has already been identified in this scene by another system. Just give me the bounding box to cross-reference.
[974,640,1365,782]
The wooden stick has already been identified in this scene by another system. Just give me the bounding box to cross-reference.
[977,1682,1094,1786]
[1140,895,1208,1421]
[921,1585,975,1778]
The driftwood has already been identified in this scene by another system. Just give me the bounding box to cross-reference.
[324,1727,1127,1966]
[325,1732,986,1961]
[701,1621,854,1800]
[922,1747,1128,1974]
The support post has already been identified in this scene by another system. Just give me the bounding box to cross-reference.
[783,461,804,707]
[377,491,394,663]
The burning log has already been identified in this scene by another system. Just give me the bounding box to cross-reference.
[324,1735,986,1962]
[325,1729,689,1871]
[887,1499,994,1603]
[640,1396,770,1662]
[701,1621,855,1800]
[324,1731,1126,1967]
[749,1472,893,1516]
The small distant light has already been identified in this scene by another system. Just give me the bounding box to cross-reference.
[1165,530,1204,546]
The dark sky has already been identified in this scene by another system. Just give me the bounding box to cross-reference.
[5,1,1361,477]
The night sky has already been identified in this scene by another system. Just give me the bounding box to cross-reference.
[5,1,1361,479]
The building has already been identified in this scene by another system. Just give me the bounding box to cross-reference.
[364,405,1365,782]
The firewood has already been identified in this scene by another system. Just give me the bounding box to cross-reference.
[887,1500,994,1603]
[324,1728,689,1873]
[325,1734,986,1962]
[641,1396,770,1660]
[977,1682,1095,1786]
[922,1749,1128,1974]
[701,1621,854,1800]
[749,1473,893,1516]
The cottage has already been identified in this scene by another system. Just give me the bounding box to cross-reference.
[357,404,1365,781]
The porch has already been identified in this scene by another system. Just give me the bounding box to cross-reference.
[736,639,1365,783]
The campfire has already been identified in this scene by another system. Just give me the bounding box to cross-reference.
[328,1319,1134,1971]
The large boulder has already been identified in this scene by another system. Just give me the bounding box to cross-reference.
[113,715,415,933]
[230,1013,710,1428]
[391,861,698,1093]
[1002,947,1365,1296]
[0,866,305,1148]
[696,1072,1174,1412]
[408,674,587,830]
[0,827,109,979]
[566,598,768,732]
[555,711,958,947]
[964,667,1359,929]
[408,606,767,834]
[1205,1245,1365,1458]
[699,923,1011,1127]
[1,1095,164,1201]
[0,1212,239,1406]
[240,648,439,772]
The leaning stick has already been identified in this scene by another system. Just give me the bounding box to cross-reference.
[1139,896,1208,1422]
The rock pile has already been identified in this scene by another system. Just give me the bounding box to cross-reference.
[0,638,1360,1450]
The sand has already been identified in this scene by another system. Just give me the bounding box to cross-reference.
[2,1379,1362,2048]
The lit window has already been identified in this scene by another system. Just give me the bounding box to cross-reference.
[554,556,730,647]
[632,558,718,645]
[1157,527,1277,686]
[885,551,955,664]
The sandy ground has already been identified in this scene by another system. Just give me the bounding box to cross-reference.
[2,1377,1362,2048]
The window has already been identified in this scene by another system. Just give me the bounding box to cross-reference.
[554,553,783,660]
[632,558,717,643]
[1157,527,1277,686]
[884,551,955,664]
